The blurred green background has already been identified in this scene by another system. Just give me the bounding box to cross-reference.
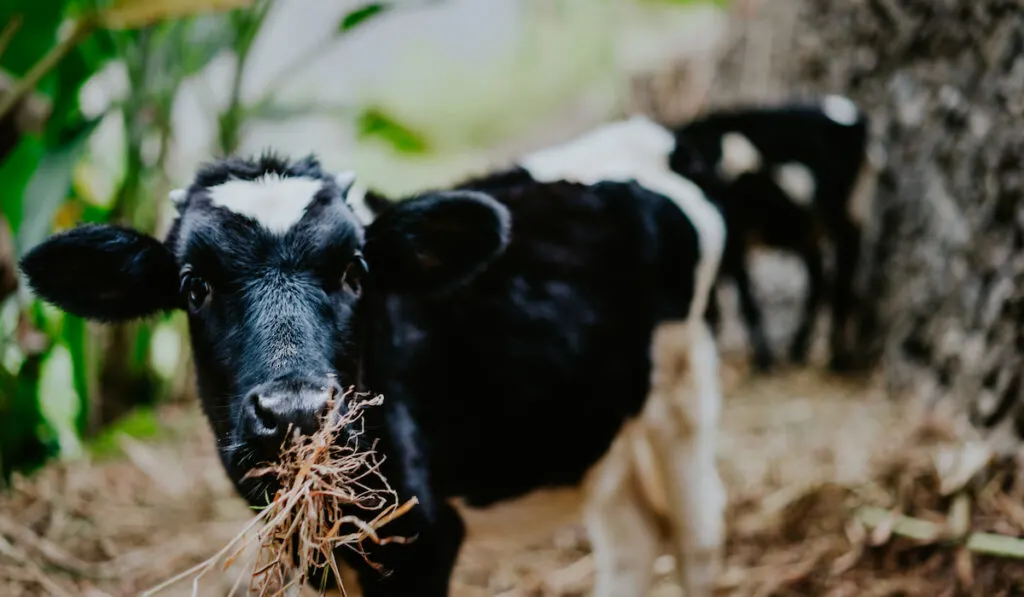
[0,0,730,483]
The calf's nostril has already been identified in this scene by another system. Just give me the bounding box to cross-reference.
[250,393,279,433]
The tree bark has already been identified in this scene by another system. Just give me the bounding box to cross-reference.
[788,0,1024,452]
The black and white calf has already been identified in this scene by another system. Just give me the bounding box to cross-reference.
[21,124,726,596]
[668,95,877,372]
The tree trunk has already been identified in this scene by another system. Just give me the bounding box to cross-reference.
[788,0,1024,453]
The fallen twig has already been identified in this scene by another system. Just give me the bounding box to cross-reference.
[855,506,1024,558]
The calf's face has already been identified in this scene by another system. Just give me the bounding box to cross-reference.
[19,155,510,500]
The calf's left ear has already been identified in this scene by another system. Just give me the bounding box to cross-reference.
[20,224,182,322]
[363,190,511,295]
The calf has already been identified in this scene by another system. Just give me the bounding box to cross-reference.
[22,126,725,596]
[667,95,876,372]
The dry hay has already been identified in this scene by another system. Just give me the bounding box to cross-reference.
[722,416,1024,597]
[3,369,1024,597]
[0,405,250,597]
[147,384,417,597]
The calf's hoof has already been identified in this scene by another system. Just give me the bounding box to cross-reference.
[827,353,858,374]
[751,349,775,374]
[787,339,810,366]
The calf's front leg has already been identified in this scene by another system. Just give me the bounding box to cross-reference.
[347,495,464,597]
[346,401,465,597]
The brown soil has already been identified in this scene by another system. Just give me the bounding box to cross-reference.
[3,352,1022,597]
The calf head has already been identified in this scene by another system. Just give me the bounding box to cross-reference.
[669,134,735,207]
[20,153,510,501]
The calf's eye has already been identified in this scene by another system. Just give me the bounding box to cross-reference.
[180,266,212,312]
[342,255,368,295]
[187,277,211,311]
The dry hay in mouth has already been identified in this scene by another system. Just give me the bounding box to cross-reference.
[146,380,419,597]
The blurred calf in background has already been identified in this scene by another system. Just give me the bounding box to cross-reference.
[669,96,879,373]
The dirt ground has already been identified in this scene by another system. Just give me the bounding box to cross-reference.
[4,251,1022,597]
[0,354,899,597]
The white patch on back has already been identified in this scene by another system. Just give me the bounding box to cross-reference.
[206,174,324,234]
[518,115,726,322]
[518,115,677,183]
[822,94,860,126]
[717,132,761,181]
[773,162,816,207]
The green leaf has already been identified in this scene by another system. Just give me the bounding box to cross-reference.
[99,0,254,30]
[337,3,389,34]
[0,0,69,77]
[0,356,53,482]
[43,28,120,134]
[355,107,430,155]
[85,406,160,460]
[62,314,91,435]
[37,342,84,459]
[0,135,44,235]
[15,117,99,258]
[177,14,236,77]
[244,99,354,122]
[149,319,181,381]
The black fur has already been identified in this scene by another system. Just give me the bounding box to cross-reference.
[669,99,870,373]
[19,224,181,322]
[363,190,511,296]
[19,154,701,596]
[190,151,333,191]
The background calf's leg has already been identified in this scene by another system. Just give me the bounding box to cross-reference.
[829,221,862,372]
[728,251,773,372]
[789,241,824,365]
[646,321,725,597]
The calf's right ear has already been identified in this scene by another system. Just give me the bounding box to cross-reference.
[19,224,182,322]
[363,190,511,295]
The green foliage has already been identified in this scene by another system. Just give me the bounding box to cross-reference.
[0,0,67,77]
[356,106,430,155]
[0,0,423,483]
[6,0,688,484]
[0,137,45,233]
[85,406,161,460]
[338,3,390,34]
[0,0,266,483]
[15,119,98,257]
[37,342,84,459]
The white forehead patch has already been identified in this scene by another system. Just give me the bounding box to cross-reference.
[773,162,816,207]
[718,132,761,181]
[822,94,859,126]
[206,174,324,234]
